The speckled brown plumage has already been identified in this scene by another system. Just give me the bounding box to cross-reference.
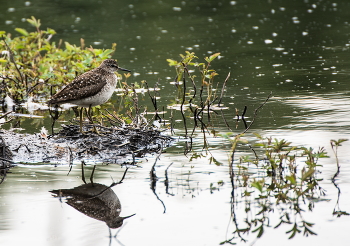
[50,183,135,228]
[47,59,130,107]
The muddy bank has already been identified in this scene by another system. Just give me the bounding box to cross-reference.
[1,124,174,165]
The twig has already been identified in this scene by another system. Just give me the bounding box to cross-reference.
[1,35,25,85]
[242,92,272,134]
[217,72,230,106]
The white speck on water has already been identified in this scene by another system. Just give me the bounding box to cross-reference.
[5,20,13,25]
[265,39,273,44]
[302,31,308,36]
[272,32,278,37]
[274,47,285,51]
[130,47,136,51]
[292,17,300,24]
[173,7,181,11]
[231,28,236,33]
[252,26,259,30]
[230,1,236,5]
[25,1,31,6]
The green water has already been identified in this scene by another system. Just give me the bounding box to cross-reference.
[1,1,350,246]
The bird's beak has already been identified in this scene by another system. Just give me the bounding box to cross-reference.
[118,67,131,72]
[122,213,136,219]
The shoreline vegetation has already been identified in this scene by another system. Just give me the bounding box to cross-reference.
[0,17,348,244]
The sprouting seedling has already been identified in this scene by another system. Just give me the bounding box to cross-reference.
[330,139,348,167]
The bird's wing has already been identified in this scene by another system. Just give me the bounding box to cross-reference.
[48,69,107,104]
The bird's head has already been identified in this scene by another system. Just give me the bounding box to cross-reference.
[106,213,136,229]
[100,59,131,73]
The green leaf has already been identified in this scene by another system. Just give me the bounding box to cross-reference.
[99,49,114,59]
[65,42,75,51]
[251,179,264,192]
[301,168,315,181]
[46,28,56,35]
[252,225,264,238]
[27,16,41,28]
[205,52,220,63]
[166,59,178,66]
[209,156,223,166]
[15,28,28,36]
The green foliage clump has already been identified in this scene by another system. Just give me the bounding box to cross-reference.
[167,51,222,107]
[0,16,116,103]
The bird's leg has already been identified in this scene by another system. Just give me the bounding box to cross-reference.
[79,107,84,133]
[49,104,60,135]
[90,165,96,184]
[87,105,100,134]
[87,105,93,124]
[81,161,87,184]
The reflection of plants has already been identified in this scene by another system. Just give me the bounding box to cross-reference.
[330,138,349,217]
[0,16,117,103]
[222,135,329,245]
[166,51,236,164]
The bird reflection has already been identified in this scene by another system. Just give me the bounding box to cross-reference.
[50,165,135,228]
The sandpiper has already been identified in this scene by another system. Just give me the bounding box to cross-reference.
[50,183,135,228]
[47,59,130,132]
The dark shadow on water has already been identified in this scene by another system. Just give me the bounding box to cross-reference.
[0,134,14,185]
[50,164,135,231]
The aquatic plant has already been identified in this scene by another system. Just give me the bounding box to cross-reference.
[0,16,117,104]
[221,134,329,244]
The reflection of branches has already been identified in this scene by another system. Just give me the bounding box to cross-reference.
[88,167,130,199]
[109,226,127,246]
[242,92,272,134]
[224,93,324,244]
[150,151,166,213]
[164,162,174,196]
[330,139,349,217]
